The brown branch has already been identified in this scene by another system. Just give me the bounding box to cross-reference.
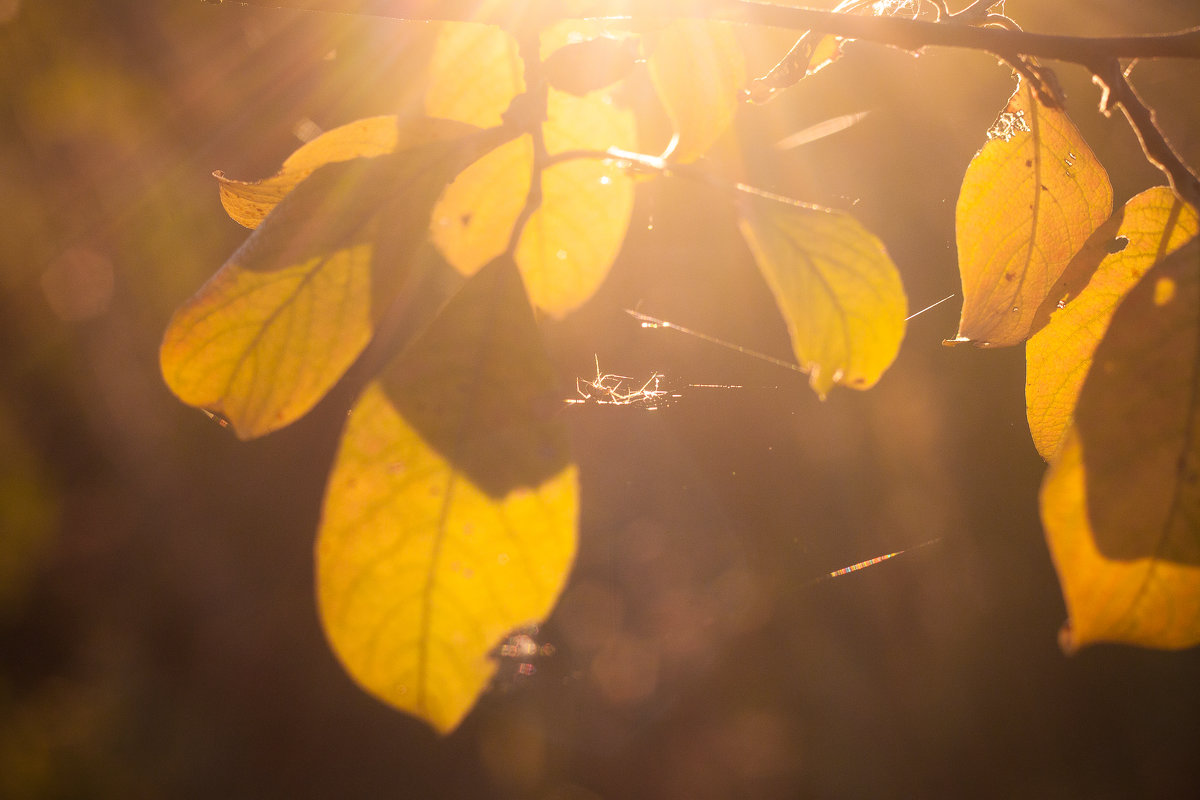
[213,0,1200,63]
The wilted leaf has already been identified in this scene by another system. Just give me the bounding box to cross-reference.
[1041,238,1200,651]
[744,30,844,104]
[737,194,907,398]
[215,116,475,229]
[162,136,488,439]
[950,79,1112,347]
[1027,188,1198,459]
[317,255,577,733]
[647,19,745,162]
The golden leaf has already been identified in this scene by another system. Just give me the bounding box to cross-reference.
[1041,238,1200,651]
[318,255,577,733]
[951,79,1112,347]
[737,194,907,398]
[647,19,745,162]
[1027,188,1198,460]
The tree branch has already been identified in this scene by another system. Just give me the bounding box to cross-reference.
[215,0,1200,63]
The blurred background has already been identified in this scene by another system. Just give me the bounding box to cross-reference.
[3,0,1200,797]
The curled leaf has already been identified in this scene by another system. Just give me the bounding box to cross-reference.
[317,255,577,733]
[737,194,907,398]
[1027,188,1198,460]
[950,79,1112,347]
[1041,238,1200,651]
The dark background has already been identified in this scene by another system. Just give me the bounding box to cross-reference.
[3,1,1200,797]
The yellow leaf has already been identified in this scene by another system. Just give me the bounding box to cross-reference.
[737,194,907,398]
[1026,188,1198,460]
[431,88,635,317]
[1041,238,1200,651]
[515,88,636,316]
[162,138,484,439]
[950,79,1112,347]
[215,116,476,229]
[425,22,523,128]
[647,19,745,162]
[430,135,534,279]
[318,255,577,734]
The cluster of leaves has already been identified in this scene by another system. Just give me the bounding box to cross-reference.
[161,1,1200,733]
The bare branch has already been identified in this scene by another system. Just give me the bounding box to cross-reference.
[215,1,1200,63]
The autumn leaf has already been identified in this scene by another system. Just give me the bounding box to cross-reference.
[426,22,636,316]
[161,132,494,439]
[317,255,577,733]
[425,22,524,128]
[215,116,475,229]
[646,19,745,162]
[1041,238,1200,651]
[737,193,907,398]
[950,78,1112,347]
[1027,188,1198,460]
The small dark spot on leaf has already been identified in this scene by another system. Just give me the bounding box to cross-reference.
[460,213,473,227]
[1106,236,1129,254]
[1003,271,1015,282]
[1041,184,1049,191]
[1025,159,1032,168]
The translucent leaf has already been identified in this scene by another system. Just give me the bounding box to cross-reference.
[514,88,636,316]
[737,194,907,398]
[317,255,577,734]
[1041,238,1200,651]
[431,88,635,317]
[1027,188,1198,460]
[647,19,745,162]
[950,79,1112,347]
[425,22,523,128]
[161,138,480,439]
[215,116,475,229]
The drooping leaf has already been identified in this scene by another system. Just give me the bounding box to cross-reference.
[1027,188,1198,460]
[737,193,907,398]
[950,78,1112,347]
[744,30,845,104]
[317,255,577,734]
[1041,238,1200,651]
[646,19,745,162]
[162,134,490,439]
[215,116,475,229]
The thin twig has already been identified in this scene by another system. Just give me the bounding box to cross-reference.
[1089,58,1200,208]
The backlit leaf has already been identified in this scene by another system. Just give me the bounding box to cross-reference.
[425,22,523,128]
[1027,188,1198,460]
[647,19,745,162]
[317,255,577,733]
[514,88,636,315]
[737,194,907,398]
[430,90,635,317]
[1041,238,1200,651]
[162,136,486,439]
[950,79,1112,347]
[215,116,475,229]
